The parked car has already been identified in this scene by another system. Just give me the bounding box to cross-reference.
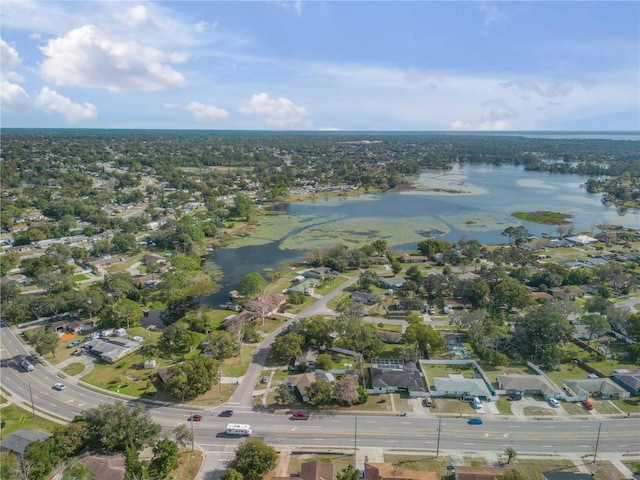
[582,399,594,410]
[548,398,560,408]
[508,393,522,401]
[53,383,66,391]
[188,414,203,422]
[467,417,483,425]
[261,376,269,384]
[219,410,234,417]
[291,411,310,420]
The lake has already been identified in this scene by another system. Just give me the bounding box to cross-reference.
[202,163,638,306]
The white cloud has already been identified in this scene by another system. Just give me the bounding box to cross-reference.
[1,79,30,113]
[164,101,229,121]
[0,39,21,72]
[239,92,312,128]
[273,1,303,16]
[35,86,97,122]
[478,1,507,28]
[116,5,153,28]
[39,25,187,91]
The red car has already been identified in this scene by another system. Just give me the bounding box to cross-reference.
[291,411,309,420]
[582,400,594,411]
[188,414,203,422]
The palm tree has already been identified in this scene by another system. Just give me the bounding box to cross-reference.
[505,446,517,464]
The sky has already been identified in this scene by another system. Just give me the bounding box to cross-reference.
[1,1,639,131]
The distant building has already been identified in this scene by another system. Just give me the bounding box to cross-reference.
[0,429,49,456]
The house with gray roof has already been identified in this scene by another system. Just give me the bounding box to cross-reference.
[563,378,629,399]
[612,369,640,396]
[370,360,425,396]
[433,375,493,399]
[0,429,49,456]
[378,277,406,289]
[497,373,563,398]
[351,291,374,305]
[85,337,141,363]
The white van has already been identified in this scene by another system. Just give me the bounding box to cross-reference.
[21,359,34,372]
[472,397,482,409]
[226,423,251,436]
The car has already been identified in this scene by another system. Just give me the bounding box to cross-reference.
[53,383,66,391]
[467,417,483,425]
[68,340,83,348]
[548,398,560,408]
[508,393,522,401]
[261,376,269,384]
[582,399,594,410]
[291,411,310,420]
[219,410,234,417]
[188,414,203,422]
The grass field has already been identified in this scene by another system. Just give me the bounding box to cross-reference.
[0,405,60,440]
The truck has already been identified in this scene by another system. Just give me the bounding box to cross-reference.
[225,423,251,436]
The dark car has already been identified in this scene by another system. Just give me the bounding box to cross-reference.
[291,411,309,420]
[188,414,203,422]
[467,417,483,425]
[219,410,234,417]
[508,393,522,401]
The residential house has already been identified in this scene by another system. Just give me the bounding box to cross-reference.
[143,254,171,273]
[379,277,406,290]
[370,360,426,396]
[222,311,256,330]
[0,429,49,456]
[433,375,494,399]
[273,461,334,480]
[364,462,436,480]
[303,267,333,279]
[612,369,640,396]
[541,473,597,480]
[548,286,585,301]
[244,293,287,316]
[288,278,320,294]
[563,378,629,399]
[84,337,141,363]
[79,452,126,480]
[51,319,95,334]
[399,253,429,263]
[351,291,375,305]
[443,298,472,310]
[565,235,597,245]
[288,373,318,402]
[531,291,554,302]
[295,345,320,369]
[453,465,514,480]
[497,374,563,398]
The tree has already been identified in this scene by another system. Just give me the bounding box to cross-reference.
[22,440,57,480]
[274,383,296,405]
[207,331,239,360]
[306,381,333,406]
[161,296,197,327]
[515,303,575,365]
[238,272,266,299]
[233,193,254,220]
[80,401,161,452]
[405,264,424,284]
[491,279,533,311]
[503,471,526,480]
[404,323,445,358]
[584,296,613,315]
[125,442,149,480]
[230,439,278,480]
[336,465,361,480]
[315,353,333,371]
[165,355,218,400]
[220,468,244,480]
[504,446,518,464]
[150,438,179,480]
[30,327,60,358]
[332,375,360,405]
[270,332,304,364]
[172,424,193,451]
[61,461,93,480]
[581,313,609,347]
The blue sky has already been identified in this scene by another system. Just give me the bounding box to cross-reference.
[1,1,638,131]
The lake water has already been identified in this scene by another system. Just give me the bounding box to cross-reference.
[202,163,638,305]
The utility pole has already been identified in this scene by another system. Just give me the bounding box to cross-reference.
[354,417,358,458]
[29,384,35,419]
[436,418,442,458]
[593,422,602,464]
[191,413,195,452]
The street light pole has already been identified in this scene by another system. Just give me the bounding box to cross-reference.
[593,422,602,464]
[436,418,442,458]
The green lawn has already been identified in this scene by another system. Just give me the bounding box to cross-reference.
[61,362,85,376]
[0,405,60,440]
[73,273,89,281]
